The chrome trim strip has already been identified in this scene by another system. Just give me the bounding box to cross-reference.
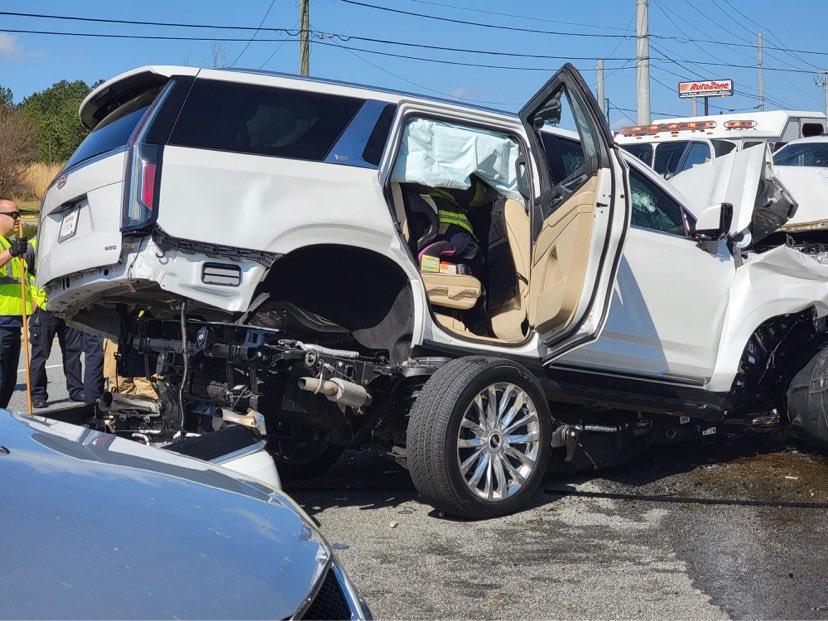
[209,440,267,465]
[548,361,707,387]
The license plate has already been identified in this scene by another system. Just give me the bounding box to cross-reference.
[58,207,79,242]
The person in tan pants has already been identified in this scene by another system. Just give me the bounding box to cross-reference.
[103,338,157,398]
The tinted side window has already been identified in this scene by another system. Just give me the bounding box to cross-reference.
[621,143,653,166]
[559,137,585,177]
[743,141,765,150]
[539,132,585,185]
[774,143,828,167]
[629,167,687,236]
[362,103,396,166]
[653,141,689,177]
[679,142,711,172]
[712,140,737,157]
[169,80,364,161]
[66,88,162,169]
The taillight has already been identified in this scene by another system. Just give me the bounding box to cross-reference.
[140,160,157,210]
[121,82,172,232]
[122,142,162,231]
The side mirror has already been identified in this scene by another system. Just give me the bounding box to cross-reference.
[693,203,733,253]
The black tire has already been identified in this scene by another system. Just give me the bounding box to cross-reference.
[267,440,345,479]
[787,347,828,451]
[407,356,551,519]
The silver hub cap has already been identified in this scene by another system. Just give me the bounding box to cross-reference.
[456,382,540,502]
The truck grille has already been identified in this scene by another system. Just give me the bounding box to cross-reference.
[302,568,351,620]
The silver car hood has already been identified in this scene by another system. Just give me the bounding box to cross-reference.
[0,412,329,620]
[669,145,798,246]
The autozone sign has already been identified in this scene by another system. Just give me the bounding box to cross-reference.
[678,79,734,98]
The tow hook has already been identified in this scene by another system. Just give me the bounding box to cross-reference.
[551,424,580,463]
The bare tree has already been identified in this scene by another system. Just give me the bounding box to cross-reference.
[0,105,36,198]
[208,41,230,69]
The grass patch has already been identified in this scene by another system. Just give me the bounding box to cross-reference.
[17,199,40,214]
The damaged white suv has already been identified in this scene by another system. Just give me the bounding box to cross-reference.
[37,64,828,519]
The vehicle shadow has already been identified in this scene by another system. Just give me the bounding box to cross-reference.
[286,431,828,518]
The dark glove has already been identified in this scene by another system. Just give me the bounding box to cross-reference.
[8,237,27,258]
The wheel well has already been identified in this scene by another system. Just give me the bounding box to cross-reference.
[257,244,414,362]
[726,307,828,416]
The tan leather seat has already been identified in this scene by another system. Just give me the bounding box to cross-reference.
[490,199,531,341]
[421,272,481,310]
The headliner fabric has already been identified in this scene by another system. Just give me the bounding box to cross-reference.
[391,118,524,202]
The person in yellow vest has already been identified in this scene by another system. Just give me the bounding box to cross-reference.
[426,175,495,281]
[0,197,35,409]
[28,239,104,408]
[27,239,84,408]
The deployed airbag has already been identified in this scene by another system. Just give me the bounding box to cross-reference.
[391,118,524,201]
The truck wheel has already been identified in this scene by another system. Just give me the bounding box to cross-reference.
[407,356,551,519]
[267,439,344,480]
[787,347,828,450]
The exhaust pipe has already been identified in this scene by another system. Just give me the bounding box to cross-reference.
[298,377,373,409]
[97,391,161,415]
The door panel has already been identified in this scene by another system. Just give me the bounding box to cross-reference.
[528,175,596,334]
[519,63,630,362]
[560,227,734,381]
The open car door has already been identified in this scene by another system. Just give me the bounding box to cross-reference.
[519,63,630,364]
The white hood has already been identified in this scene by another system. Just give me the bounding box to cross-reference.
[669,145,798,246]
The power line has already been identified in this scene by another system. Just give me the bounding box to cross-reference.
[0,25,816,77]
[0,27,637,73]
[336,0,828,58]
[717,0,823,71]
[652,2,814,108]
[707,0,821,74]
[405,0,631,32]
[259,17,299,69]
[338,0,635,39]
[651,59,792,111]
[614,105,680,118]
[310,19,522,106]
[231,0,276,65]
[2,7,827,58]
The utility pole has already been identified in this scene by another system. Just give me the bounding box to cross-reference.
[758,32,764,111]
[636,0,650,125]
[820,71,828,118]
[815,72,828,116]
[597,60,605,117]
[692,98,697,117]
[299,0,310,76]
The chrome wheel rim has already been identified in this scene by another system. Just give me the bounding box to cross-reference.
[456,382,540,502]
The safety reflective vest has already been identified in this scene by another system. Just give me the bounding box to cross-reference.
[29,239,47,310]
[430,180,489,238]
[0,236,35,316]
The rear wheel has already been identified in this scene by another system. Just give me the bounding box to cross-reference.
[787,347,828,450]
[266,432,345,479]
[407,356,551,519]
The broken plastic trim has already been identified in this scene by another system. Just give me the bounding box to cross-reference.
[151,227,282,267]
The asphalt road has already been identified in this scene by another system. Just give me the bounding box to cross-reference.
[8,339,82,414]
[287,435,828,620]
[12,343,828,620]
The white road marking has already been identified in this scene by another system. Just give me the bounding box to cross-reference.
[17,363,62,372]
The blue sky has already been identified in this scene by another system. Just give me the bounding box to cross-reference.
[1,0,826,128]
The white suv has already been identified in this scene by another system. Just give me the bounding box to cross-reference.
[37,64,828,519]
